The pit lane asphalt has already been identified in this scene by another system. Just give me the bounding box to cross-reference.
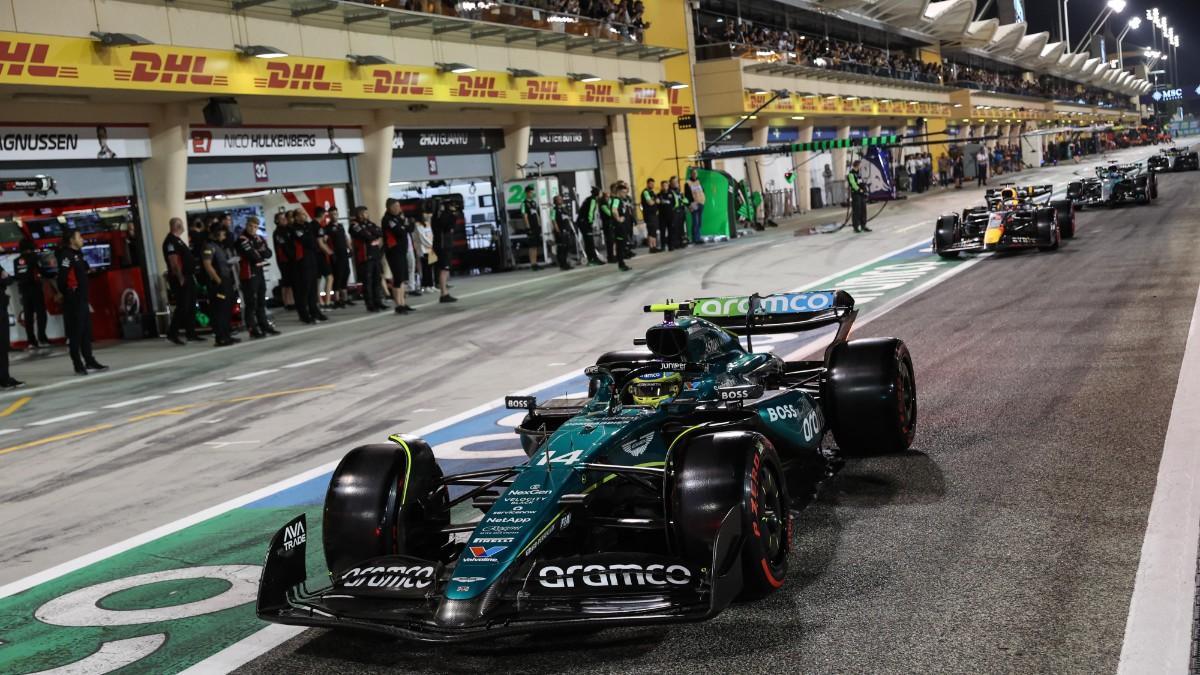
[231,166,1200,674]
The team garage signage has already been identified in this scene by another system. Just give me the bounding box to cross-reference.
[391,128,506,156]
[0,31,670,113]
[0,124,150,160]
[187,126,365,157]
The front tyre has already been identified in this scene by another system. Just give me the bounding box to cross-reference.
[824,338,917,456]
[322,438,450,576]
[670,431,791,601]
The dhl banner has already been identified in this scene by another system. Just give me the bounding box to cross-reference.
[745,92,954,119]
[0,32,670,112]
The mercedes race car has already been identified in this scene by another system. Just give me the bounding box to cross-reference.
[932,184,1075,258]
[257,291,917,641]
[1147,146,1199,173]
[1068,162,1158,208]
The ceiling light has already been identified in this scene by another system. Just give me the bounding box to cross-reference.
[347,54,393,66]
[746,87,769,95]
[791,116,806,120]
[569,72,601,82]
[235,44,288,59]
[507,68,542,78]
[661,80,688,90]
[953,103,963,107]
[845,96,859,101]
[437,62,477,74]
[825,95,838,100]
[89,31,152,47]
[618,77,646,85]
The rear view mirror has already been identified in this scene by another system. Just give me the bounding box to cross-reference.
[645,324,688,358]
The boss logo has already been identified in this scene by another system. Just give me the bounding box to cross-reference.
[765,404,800,422]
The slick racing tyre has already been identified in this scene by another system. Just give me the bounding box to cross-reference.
[824,338,917,456]
[1150,176,1159,200]
[323,437,450,576]
[1036,209,1059,252]
[1052,200,1076,239]
[670,431,790,601]
[934,214,960,259]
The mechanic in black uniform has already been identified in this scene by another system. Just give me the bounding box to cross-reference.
[162,218,203,345]
[848,159,872,233]
[550,194,573,271]
[56,228,107,375]
[0,262,22,387]
[327,206,352,309]
[521,186,542,271]
[601,184,631,272]
[349,206,386,312]
[431,200,458,303]
[313,207,334,311]
[291,208,326,323]
[668,176,688,250]
[381,199,412,314]
[575,186,603,265]
[271,212,294,309]
[235,217,277,339]
[641,178,660,253]
[201,222,238,346]
[15,238,49,348]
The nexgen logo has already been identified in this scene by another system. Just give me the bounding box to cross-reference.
[114,52,227,86]
[254,62,341,92]
[0,41,77,79]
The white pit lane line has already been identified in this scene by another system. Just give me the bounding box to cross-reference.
[1118,278,1200,674]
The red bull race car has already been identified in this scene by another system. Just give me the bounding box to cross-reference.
[933,184,1075,258]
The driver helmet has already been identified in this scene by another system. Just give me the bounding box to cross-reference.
[629,371,683,408]
[1000,187,1018,205]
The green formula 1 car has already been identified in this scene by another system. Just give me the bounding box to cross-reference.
[257,290,917,641]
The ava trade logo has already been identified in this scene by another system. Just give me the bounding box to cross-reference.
[451,74,506,99]
[521,79,567,102]
[254,62,341,92]
[0,40,78,79]
[366,69,431,96]
[468,545,507,558]
[582,83,619,105]
[114,52,227,86]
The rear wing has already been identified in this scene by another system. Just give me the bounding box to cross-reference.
[984,184,1052,202]
[654,290,857,335]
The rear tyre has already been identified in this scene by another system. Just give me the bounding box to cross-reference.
[824,338,917,456]
[322,438,450,577]
[1036,209,1059,252]
[670,431,790,601]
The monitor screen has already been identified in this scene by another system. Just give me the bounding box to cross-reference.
[26,217,62,240]
[82,243,111,269]
[65,213,104,234]
[0,220,23,245]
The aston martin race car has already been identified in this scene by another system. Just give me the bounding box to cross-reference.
[257,291,917,641]
[1147,146,1199,173]
[932,184,1074,258]
[1068,162,1158,208]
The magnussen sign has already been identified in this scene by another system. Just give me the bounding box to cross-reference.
[0,125,151,161]
[188,126,365,157]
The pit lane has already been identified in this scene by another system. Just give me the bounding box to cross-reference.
[0,144,1193,674]
[232,166,1200,673]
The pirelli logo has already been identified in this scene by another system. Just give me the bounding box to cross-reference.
[451,75,505,99]
[254,62,341,92]
[114,52,227,86]
[521,80,567,102]
[582,83,618,104]
[0,41,77,79]
[365,69,430,96]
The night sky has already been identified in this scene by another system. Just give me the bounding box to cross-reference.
[1018,0,1198,88]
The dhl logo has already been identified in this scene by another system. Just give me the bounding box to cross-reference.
[633,87,691,116]
[520,79,566,102]
[451,75,505,99]
[629,87,663,107]
[365,69,430,96]
[0,41,77,79]
[254,62,341,92]
[582,83,618,105]
[114,52,227,86]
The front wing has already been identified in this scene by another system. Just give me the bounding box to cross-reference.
[256,511,745,642]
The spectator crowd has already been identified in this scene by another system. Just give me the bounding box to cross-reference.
[698,13,1129,108]
[349,0,648,41]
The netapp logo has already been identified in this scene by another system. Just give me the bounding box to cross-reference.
[537,563,692,588]
[340,565,434,590]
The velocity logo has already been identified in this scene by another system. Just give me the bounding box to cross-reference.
[468,545,506,558]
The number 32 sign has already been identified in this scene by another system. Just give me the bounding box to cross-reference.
[253,160,269,183]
